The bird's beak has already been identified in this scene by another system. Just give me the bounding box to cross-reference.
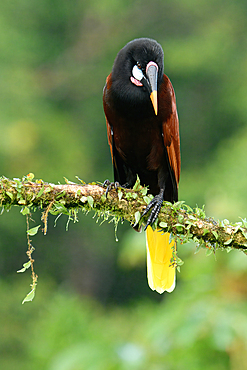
[146,62,158,115]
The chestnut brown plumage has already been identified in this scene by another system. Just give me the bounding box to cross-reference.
[103,38,181,293]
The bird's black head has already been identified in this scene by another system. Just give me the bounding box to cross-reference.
[111,38,164,117]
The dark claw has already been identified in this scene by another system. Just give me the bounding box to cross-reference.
[103,179,120,197]
[142,190,164,230]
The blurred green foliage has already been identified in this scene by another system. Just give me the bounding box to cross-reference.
[0,0,247,368]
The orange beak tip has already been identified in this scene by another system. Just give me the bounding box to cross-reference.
[150,90,158,115]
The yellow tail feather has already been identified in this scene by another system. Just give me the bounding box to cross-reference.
[145,226,176,293]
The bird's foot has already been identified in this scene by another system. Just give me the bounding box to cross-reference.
[142,191,164,231]
[103,179,120,197]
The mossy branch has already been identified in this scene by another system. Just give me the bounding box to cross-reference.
[1,175,247,253]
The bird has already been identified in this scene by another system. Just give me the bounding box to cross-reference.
[103,38,180,293]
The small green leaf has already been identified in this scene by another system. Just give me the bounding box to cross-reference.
[6,191,13,200]
[26,173,35,181]
[176,257,184,266]
[205,248,213,256]
[195,205,206,218]
[169,233,175,244]
[118,190,123,201]
[232,222,242,233]
[143,196,151,204]
[185,222,192,230]
[56,190,66,200]
[188,215,197,220]
[241,230,247,240]
[22,287,36,304]
[212,230,218,240]
[27,225,40,236]
[87,196,94,208]
[183,204,194,213]
[134,211,141,225]
[49,202,68,215]
[194,244,202,254]
[203,228,209,235]
[64,177,76,184]
[13,177,21,183]
[17,261,31,273]
[80,196,88,203]
[57,203,67,212]
[43,187,51,194]
[17,267,27,273]
[152,217,159,230]
[21,207,30,215]
[76,189,82,196]
[140,187,148,196]
[172,201,185,210]
[132,192,138,199]
[224,238,233,245]
[101,194,106,203]
[159,221,168,228]
[75,176,86,184]
[18,199,26,205]
[133,175,141,191]
[37,184,45,198]
[240,217,247,228]
[125,192,133,200]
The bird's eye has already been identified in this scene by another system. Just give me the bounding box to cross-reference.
[132,64,144,81]
[137,61,141,69]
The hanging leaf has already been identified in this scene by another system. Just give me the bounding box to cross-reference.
[194,244,202,254]
[22,287,36,304]
[27,225,40,236]
[17,261,31,273]
[21,207,30,215]
[87,196,94,208]
[205,248,213,256]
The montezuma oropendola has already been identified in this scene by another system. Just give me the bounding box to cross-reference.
[103,38,181,293]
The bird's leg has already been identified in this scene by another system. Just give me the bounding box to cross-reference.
[142,188,165,230]
[103,180,130,197]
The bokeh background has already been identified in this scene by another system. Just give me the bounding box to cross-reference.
[1,0,247,369]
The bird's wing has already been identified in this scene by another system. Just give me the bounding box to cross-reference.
[103,74,127,185]
[161,75,181,186]
[103,74,114,158]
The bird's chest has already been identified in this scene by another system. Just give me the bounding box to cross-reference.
[113,116,164,171]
